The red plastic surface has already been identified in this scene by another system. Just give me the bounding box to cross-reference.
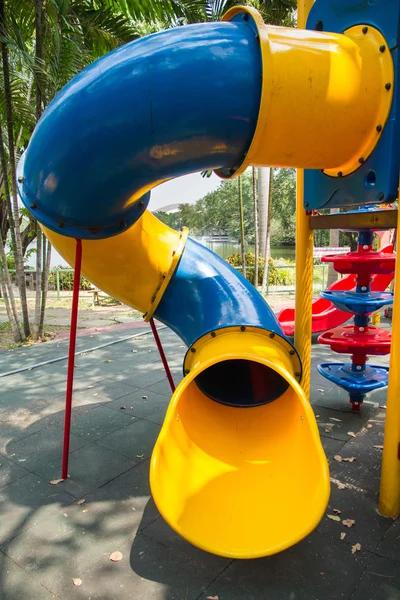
[318,325,392,356]
[278,245,394,336]
[321,250,396,275]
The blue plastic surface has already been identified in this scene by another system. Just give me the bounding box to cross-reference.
[320,291,394,315]
[154,237,297,352]
[305,0,400,210]
[17,18,262,238]
[317,362,390,394]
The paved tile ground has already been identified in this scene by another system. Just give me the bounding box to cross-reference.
[0,323,398,600]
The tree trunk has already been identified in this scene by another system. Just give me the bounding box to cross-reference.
[327,208,340,287]
[32,225,42,341]
[0,231,23,342]
[261,168,273,295]
[0,0,30,337]
[258,167,271,258]
[39,236,51,336]
[252,167,259,287]
[238,175,246,278]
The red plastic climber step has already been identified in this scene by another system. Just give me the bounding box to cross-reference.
[321,251,396,275]
[318,325,392,356]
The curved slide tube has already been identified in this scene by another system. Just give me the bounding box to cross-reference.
[278,244,395,336]
[17,5,391,557]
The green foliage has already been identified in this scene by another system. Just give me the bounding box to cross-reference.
[226,252,296,287]
[48,268,92,291]
[157,168,298,246]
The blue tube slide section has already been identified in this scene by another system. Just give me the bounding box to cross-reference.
[155,238,291,347]
[17,16,261,239]
[17,12,300,378]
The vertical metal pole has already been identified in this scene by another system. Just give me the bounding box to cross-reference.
[149,318,176,393]
[56,270,60,299]
[379,205,400,518]
[294,0,315,399]
[61,239,82,480]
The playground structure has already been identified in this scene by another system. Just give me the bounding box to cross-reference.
[16,0,400,559]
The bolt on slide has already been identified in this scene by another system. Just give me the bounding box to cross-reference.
[17,3,396,557]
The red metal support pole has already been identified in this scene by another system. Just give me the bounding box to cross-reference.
[61,239,82,480]
[149,318,176,392]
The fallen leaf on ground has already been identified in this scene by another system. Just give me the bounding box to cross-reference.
[367,424,373,429]
[136,454,144,459]
[347,432,356,437]
[334,455,343,463]
[105,360,113,363]
[120,406,126,410]
[73,578,83,586]
[87,385,93,388]
[327,514,341,521]
[340,532,346,540]
[206,596,219,600]
[342,457,356,463]
[50,478,64,485]
[77,499,86,505]
[343,519,355,528]
[131,350,137,353]
[318,389,324,392]
[374,445,384,450]
[93,393,98,396]
[110,551,123,562]
[329,417,342,422]
[325,427,333,433]
[379,405,387,409]
[351,543,361,554]
[82,509,88,513]
[142,395,148,399]
[333,509,342,514]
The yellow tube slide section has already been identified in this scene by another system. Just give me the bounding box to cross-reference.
[43,212,188,320]
[217,7,393,177]
[150,327,330,558]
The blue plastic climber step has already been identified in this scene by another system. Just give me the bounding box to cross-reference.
[317,363,390,394]
[320,291,394,315]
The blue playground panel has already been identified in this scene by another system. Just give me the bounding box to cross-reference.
[317,362,390,394]
[320,291,394,315]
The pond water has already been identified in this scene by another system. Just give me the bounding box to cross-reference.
[199,241,296,262]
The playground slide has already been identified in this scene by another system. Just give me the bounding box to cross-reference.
[17,5,388,556]
[278,244,394,336]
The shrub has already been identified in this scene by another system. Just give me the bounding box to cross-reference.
[48,268,92,291]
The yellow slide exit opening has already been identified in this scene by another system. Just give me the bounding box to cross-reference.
[150,328,330,558]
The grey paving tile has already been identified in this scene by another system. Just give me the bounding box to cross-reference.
[0,455,30,490]
[317,485,391,552]
[142,516,231,573]
[144,378,175,396]
[313,405,378,441]
[350,555,400,600]
[0,552,56,600]
[58,533,217,600]
[5,425,89,472]
[96,419,160,461]
[377,519,400,563]
[2,502,138,595]
[0,472,75,545]
[120,368,170,390]
[34,442,137,497]
[319,435,345,459]
[105,389,169,425]
[51,405,137,441]
[222,532,371,600]
[329,411,386,493]
[199,576,259,600]
[84,460,159,533]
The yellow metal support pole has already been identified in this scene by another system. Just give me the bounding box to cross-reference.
[379,203,400,518]
[294,0,314,399]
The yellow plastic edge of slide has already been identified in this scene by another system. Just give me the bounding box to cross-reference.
[323,25,394,178]
[184,325,302,383]
[143,226,189,321]
[214,5,271,179]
